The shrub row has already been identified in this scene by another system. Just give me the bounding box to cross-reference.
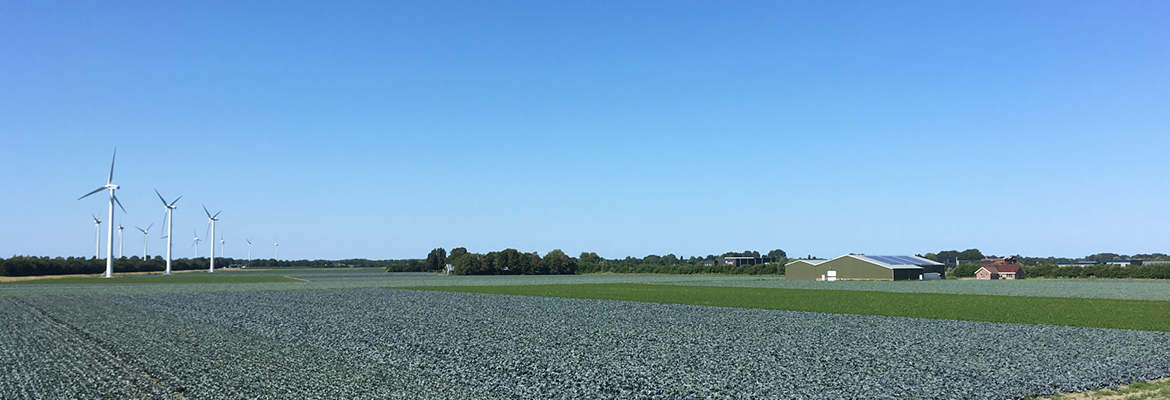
[577,261,785,275]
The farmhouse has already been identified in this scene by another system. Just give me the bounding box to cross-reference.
[975,264,1024,280]
[786,255,944,281]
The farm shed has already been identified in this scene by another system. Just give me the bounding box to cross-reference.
[975,264,1024,280]
[784,259,827,280]
[786,255,945,281]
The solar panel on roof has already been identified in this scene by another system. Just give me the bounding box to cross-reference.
[865,255,929,265]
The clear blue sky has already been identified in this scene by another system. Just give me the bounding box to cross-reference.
[2,1,1168,261]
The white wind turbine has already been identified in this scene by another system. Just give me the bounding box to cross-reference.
[274,241,279,260]
[246,238,252,262]
[192,229,201,258]
[91,214,102,259]
[118,225,124,258]
[135,224,153,259]
[203,205,221,273]
[78,149,124,278]
[220,231,226,258]
[155,190,181,274]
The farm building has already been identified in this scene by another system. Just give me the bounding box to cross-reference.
[784,259,826,273]
[975,264,1024,280]
[719,257,759,267]
[786,255,945,281]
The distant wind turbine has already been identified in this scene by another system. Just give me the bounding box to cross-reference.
[246,238,252,262]
[78,149,125,278]
[118,225,124,258]
[203,205,221,273]
[192,229,201,258]
[135,224,153,259]
[156,190,181,274]
[275,241,279,260]
[91,214,102,259]
[220,231,226,258]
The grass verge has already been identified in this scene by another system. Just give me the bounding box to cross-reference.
[2,275,301,285]
[396,283,1170,332]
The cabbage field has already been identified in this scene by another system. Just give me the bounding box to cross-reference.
[3,272,1170,399]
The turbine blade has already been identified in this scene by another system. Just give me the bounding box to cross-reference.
[108,148,117,184]
[170,195,183,207]
[146,223,153,231]
[203,205,211,218]
[135,226,145,233]
[155,189,168,206]
[212,210,222,219]
[92,214,101,224]
[79,187,105,200]
[113,194,126,213]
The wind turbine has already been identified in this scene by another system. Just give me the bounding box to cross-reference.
[155,190,181,274]
[135,224,153,259]
[78,148,124,278]
[246,238,252,262]
[192,229,201,258]
[118,225,124,258]
[203,205,221,273]
[91,214,102,259]
[275,241,279,260]
[220,231,226,258]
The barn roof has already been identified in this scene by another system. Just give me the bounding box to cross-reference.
[849,254,942,268]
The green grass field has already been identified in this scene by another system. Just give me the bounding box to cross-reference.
[400,283,1170,332]
[2,275,300,285]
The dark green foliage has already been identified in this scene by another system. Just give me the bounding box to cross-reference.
[448,249,573,275]
[935,249,986,262]
[425,248,447,271]
[1024,263,1170,279]
[407,283,1170,332]
[948,263,983,278]
[576,261,785,275]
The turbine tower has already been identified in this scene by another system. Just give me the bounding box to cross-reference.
[275,241,279,260]
[203,205,221,273]
[192,229,201,258]
[118,225,124,258]
[135,224,153,259]
[220,231,226,258]
[78,149,124,278]
[155,190,181,274]
[91,214,102,259]
[246,238,252,262]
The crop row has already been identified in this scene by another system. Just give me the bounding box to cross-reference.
[7,295,506,400]
[0,297,172,399]
[116,288,1170,399]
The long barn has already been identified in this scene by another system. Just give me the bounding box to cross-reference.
[786,255,945,281]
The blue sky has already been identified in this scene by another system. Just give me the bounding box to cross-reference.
[2,1,1168,261]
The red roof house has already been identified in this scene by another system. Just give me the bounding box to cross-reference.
[975,264,1024,280]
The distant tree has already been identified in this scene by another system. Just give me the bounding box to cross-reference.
[958,249,985,261]
[767,249,787,262]
[425,248,447,271]
[578,252,602,264]
[449,247,468,259]
[663,254,679,264]
[643,254,662,265]
[544,249,576,274]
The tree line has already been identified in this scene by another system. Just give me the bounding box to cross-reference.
[0,256,412,276]
[408,248,789,276]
